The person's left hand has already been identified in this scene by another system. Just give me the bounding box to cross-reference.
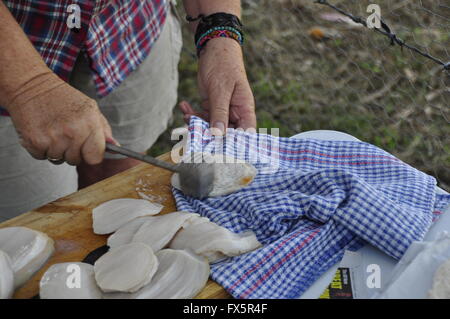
[179,37,256,133]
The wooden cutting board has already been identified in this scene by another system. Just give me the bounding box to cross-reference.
[0,152,230,299]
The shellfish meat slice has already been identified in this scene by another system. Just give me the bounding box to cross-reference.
[130,211,201,252]
[106,216,152,248]
[104,249,210,299]
[94,243,158,293]
[107,212,201,249]
[39,262,102,299]
[171,154,257,197]
[0,226,54,288]
[0,250,14,299]
[92,198,163,234]
[169,220,262,263]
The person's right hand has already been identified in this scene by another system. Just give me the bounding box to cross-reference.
[5,72,114,166]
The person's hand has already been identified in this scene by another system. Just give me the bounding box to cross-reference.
[5,72,115,166]
[179,38,256,133]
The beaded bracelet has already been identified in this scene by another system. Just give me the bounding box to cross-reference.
[192,13,244,57]
[196,27,244,56]
[196,26,243,50]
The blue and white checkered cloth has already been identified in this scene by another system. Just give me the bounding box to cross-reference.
[172,116,450,299]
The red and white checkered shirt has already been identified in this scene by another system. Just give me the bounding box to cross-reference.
[1,0,169,115]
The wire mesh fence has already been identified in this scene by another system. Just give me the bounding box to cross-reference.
[152,0,450,191]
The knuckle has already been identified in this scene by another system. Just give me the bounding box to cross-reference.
[85,116,101,132]
[210,76,232,91]
[28,135,49,151]
[78,96,97,111]
[61,124,78,140]
[211,104,229,116]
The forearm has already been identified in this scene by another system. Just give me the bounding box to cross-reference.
[182,0,241,32]
[0,2,54,109]
[180,1,256,130]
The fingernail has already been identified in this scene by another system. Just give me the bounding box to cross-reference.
[212,121,225,136]
[106,137,121,146]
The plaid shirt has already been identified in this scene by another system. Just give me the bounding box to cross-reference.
[1,0,169,115]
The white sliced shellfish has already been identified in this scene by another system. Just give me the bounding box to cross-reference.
[106,216,151,248]
[0,250,14,299]
[104,249,210,299]
[39,262,102,299]
[171,154,257,197]
[92,198,163,234]
[169,220,262,263]
[94,243,158,293]
[130,212,200,252]
[107,212,201,249]
[0,226,54,288]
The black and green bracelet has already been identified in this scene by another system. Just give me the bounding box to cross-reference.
[187,12,244,56]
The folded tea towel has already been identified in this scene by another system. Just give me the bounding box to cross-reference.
[173,116,450,299]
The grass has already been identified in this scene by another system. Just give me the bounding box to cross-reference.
[151,0,450,191]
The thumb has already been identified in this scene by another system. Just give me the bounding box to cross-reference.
[208,82,233,135]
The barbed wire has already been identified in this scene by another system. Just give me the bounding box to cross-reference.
[161,0,450,191]
[314,0,450,72]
